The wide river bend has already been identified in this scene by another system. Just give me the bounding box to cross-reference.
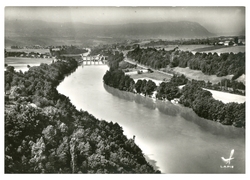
[56,65,245,174]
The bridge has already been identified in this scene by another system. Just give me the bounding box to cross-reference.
[80,54,108,65]
[60,53,108,65]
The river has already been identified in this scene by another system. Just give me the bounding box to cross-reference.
[57,65,245,174]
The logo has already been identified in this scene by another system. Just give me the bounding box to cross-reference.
[220,149,234,168]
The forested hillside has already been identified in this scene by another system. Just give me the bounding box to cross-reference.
[5,60,159,173]
[127,47,245,80]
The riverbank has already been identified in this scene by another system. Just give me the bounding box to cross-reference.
[126,70,245,104]
[123,58,245,103]
[5,59,159,173]
[57,64,245,173]
[103,68,245,128]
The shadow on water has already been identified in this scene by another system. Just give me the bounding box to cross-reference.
[103,83,156,110]
[155,99,180,117]
[134,94,156,109]
[179,110,245,138]
[103,84,245,139]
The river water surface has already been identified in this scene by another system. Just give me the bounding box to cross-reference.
[56,65,245,174]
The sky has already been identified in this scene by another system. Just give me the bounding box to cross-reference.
[4,6,246,34]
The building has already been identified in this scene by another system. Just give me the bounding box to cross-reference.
[224,41,230,46]
[218,42,224,45]
[238,38,245,45]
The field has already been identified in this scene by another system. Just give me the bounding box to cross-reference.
[130,71,172,82]
[146,44,246,54]
[177,45,212,51]
[5,48,50,54]
[5,36,122,49]
[5,57,52,72]
[131,72,246,104]
[172,67,235,84]
[142,44,212,51]
[203,46,245,54]
[179,85,245,104]
[193,45,245,54]
[203,88,245,104]
[137,40,151,45]
[193,46,229,52]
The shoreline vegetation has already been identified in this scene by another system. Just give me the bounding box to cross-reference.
[103,69,245,128]
[5,57,160,173]
[102,48,245,128]
[4,43,246,174]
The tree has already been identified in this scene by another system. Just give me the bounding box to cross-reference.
[140,79,147,96]
[5,51,160,174]
[144,80,156,96]
[29,137,46,173]
[6,66,15,73]
[135,80,142,94]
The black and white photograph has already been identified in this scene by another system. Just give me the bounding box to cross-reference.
[3,2,247,176]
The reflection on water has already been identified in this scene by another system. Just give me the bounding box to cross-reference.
[57,65,245,174]
[104,84,244,139]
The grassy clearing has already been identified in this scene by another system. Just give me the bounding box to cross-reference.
[193,45,245,53]
[142,45,212,51]
[137,40,151,45]
[193,46,229,52]
[203,88,245,104]
[178,45,212,51]
[142,44,245,54]
[130,71,172,81]
[172,67,234,84]
[205,46,245,54]
[141,45,176,50]
[130,70,246,104]
[180,85,245,103]
[6,48,50,54]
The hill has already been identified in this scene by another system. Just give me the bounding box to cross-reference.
[5,20,214,46]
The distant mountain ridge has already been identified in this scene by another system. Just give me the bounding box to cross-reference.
[5,19,215,46]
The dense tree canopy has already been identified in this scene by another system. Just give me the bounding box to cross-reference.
[5,59,159,173]
[104,49,245,128]
[50,46,88,58]
[179,80,245,127]
[127,47,245,80]
[127,46,172,69]
[103,69,157,97]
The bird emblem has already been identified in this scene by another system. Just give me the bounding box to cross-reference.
[221,149,234,164]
